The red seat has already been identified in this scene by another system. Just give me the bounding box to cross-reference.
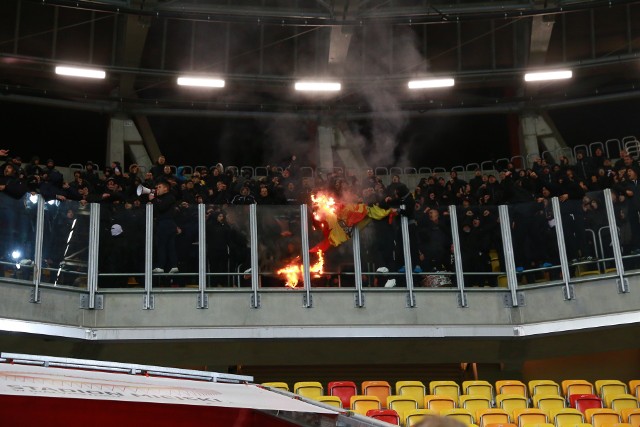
[572,394,603,414]
[366,409,401,425]
[569,394,599,408]
[328,381,358,409]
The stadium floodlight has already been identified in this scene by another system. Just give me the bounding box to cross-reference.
[524,70,572,82]
[294,81,341,92]
[408,78,455,89]
[177,76,225,88]
[55,66,106,79]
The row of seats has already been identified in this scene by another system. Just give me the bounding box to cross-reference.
[261,379,640,427]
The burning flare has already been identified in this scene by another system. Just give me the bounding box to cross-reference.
[311,193,336,222]
[277,250,324,288]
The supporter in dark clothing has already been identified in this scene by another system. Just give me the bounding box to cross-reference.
[231,185,257,205]
[574,151,595,183]
[458,217,492,287]
[256,186,276,205]
[469,170,484,193]
[384,183,422,273]
[210,180,232,205]
[623,168,640,254]
[418,209,452,272]
[149,155,167,179]
[207,210,231,287]
[149,180,179,274]
[556,168,589,261]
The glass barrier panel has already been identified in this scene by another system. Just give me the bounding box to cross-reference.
[173,202,199,287]
[559,191,601,280]
[256,204,303,289]
[415,205,454,288]
[97,202,146,289]
[205,203,251,288]
[42,198,91,287]
[0,193,37,282]
[507,197,561,286]
[455,204,502,288]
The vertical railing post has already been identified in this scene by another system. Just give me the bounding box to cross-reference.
[143,203,154,310]
[498,205,520,307]
[300,204,312,308]
[249,204,260,308]
[551,197,574,300]
[448,205,468,308]
[31,195,45,303]
[197,203,208,309]
[603,188,629,293]
[352,227,365,308]
[87,202,100,309]
[399,208,415,308]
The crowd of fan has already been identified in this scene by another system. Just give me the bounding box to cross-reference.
[0,146,639,287]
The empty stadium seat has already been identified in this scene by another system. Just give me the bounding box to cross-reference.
[513,408,548,427]
[621,408,640,427]
[463,381,495,400]
[443,408,477,425]
[563,380,596,402]
[388,395,420,426]
[550,408,585,427]
[477,408,511,427]
[595,381,628,403]
[609,395,639,412]
[534,394,566,413]
[351,395,382,416]
[363,380,392,408]
[294,381,324,399]
[496,381,528,398]
[570,395,601,410]
[262,381,289,391]
[460,395,492,413]
[521,423,554,427]
[629,382,640,400]
[584,408,621,427]
[328,381,358,409]
[431,381,461,400]
[366,408,401,425]
[425,395,457,412]
[497,394,529,416]
[317,395,343,408]
[484,422,517,427]
[397,381,427,408]
[406,409,439,427]
[529,381,562,397]
[574,395,604,414]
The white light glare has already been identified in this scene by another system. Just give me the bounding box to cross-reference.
[11,250,21,260]
[408,78,455,89]
[294,81,341,92]
[55,66,106,79]
[177,77,225,88]
[524,70,573,82]
[28,194,38,204]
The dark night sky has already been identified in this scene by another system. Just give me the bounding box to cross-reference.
[1,98,639,170]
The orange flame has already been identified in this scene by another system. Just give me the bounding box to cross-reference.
[311,193,337,222]
[277,250,324,288]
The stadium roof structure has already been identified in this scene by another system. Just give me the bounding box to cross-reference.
[1,0,639,119]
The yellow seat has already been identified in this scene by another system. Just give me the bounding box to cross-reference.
[477,408,511,427]
[317,395,343,408]
[262,381,289,392]
[443,408,477,425]
[497,381,528,398]
[522,423,555,427]
[513,408,548,427]
[388,395,420,426]
[550,408,585,427]
[534,394,566,413]
[609,395,639,412]
[351,395,381,416]
[595,381,628,404]
[460,395,492,413]
[425,395,457,412]
[584,408,621,427]
[563,380,595,401]
[463,381,495,400]
[406,409,439,427]
[363,380,392,409]
[293,381,323,399]
[629,382,640,400]
[397,381,427,409]
[621,408,640,427]
[497,394,529,418]
[431,381,461,400]
[529,381,561,398]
